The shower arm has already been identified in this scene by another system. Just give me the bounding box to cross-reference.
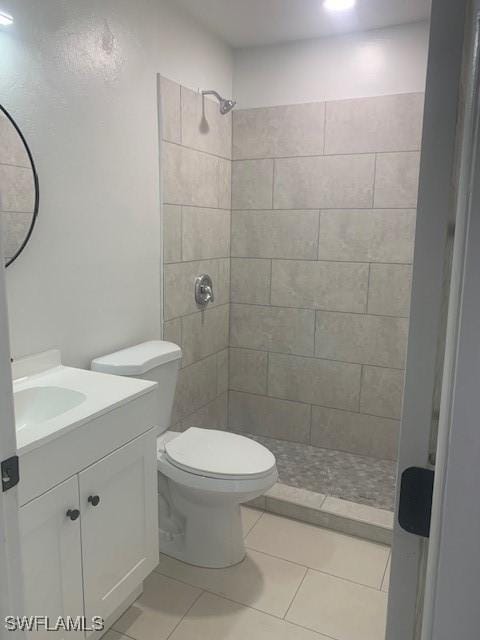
[201,90,223,101]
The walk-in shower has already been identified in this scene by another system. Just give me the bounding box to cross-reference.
[160,74,422,523]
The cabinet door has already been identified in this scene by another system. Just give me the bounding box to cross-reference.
[79,429,158,627]
[19,476,84,639]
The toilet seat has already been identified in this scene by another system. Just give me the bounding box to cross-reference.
[164,427,276,480]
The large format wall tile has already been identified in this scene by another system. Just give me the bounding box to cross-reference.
[163,205,182,263]
[181,392,228,431]
[274,154,375,209]
[360,366,405,420]
[217,158,232,210]
[268,352,361,411]
[181,304,229,367]
[324,92,424,154]
[216,349,229,395]
[271,260,368,312]
[233,103,325,159]
[164,259,229,319]
[315,311,409,368]
[181,86,231,159]
[368,264,412,317]
[182,207,230,260]
[164,318,182,350]
[160,76,181,144]
[311,406,399,460]
[230,304,315,356]
[231,258,271,305]
[229,391,311,443]
[164,142,225,208]
[229,348,268,395]
[172,354,218,424]
[161,76,231,432]
[318,209,416,263]
[232,159,274,209]
[231,210,319,259]
[374,152,420,208]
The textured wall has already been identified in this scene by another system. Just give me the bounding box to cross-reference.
[160,77,231,430]
[229,93,424,460]
[2,0,232,368]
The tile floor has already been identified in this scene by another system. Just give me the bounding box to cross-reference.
[111,507,391,640]
[249,434,396,510]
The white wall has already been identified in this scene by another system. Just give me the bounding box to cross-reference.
[234,21,429,109]
[0,0,232,368]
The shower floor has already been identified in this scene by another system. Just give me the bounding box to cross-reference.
[247,434,396,511]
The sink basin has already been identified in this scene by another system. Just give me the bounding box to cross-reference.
[14,386,87,431]
[12,349,158,455]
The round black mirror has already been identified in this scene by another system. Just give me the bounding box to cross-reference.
[0,104,39,266]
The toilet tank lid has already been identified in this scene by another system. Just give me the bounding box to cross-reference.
[91,340,182,376]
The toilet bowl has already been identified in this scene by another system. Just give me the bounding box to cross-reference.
[157,428,277,567]
[92,341,278,568]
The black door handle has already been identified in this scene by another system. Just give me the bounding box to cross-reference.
[398,467,435,538]
[88,495,100,507]
[66,509,80,521]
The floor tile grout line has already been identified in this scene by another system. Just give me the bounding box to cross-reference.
[166,585,343,640]
[164,589,205,640]
[111,628,140,640]
[144,573,376,640]
[243,544,389,592]
[153,531,387,596]
[282,566,308,620]
[152,567,300,622]
[379,550,392,592]
[285,617,343,640]
[242,509,264,537]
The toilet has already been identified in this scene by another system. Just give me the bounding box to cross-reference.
[92,340,278,568]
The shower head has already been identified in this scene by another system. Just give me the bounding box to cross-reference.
[201,90,236,115]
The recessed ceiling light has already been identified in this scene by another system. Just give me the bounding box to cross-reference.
[0,11,13,26]
[323,0,356,11]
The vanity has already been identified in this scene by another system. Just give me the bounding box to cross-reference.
[13,350,160,638]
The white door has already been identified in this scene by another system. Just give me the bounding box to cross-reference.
[18,477,84,639]
[0,232,24,635]
[387,0,476,637]
[79,430,158,628]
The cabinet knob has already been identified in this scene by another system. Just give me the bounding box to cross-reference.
[66,509,80,521]
[88,495,100,507]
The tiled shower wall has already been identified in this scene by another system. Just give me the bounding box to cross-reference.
[228,93,424,460]
[160,76,231,430]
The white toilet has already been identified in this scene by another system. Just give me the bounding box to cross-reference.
[92,340,278,568]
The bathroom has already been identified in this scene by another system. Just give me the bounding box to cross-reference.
[0,1,479,639]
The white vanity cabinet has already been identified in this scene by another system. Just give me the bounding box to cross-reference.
[19,429,158,636]
[19,476,84,640]
[79,432,158,625]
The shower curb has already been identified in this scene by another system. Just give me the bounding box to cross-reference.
[247,482,394,545]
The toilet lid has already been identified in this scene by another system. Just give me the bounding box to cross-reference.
[164,428,276,480]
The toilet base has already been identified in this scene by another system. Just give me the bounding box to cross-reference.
[159,499,246,568]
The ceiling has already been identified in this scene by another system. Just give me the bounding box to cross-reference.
[176,0,431,49]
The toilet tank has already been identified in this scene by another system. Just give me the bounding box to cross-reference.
[91,341,182,435]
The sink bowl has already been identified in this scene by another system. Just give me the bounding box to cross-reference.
[14,386,87,431]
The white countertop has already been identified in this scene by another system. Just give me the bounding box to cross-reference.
[14,364,157,455]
